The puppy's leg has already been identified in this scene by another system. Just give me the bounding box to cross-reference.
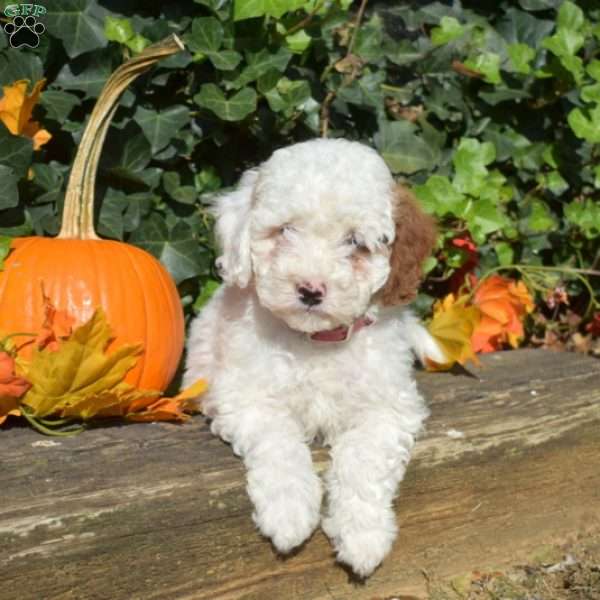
[322,409,420,577]
[212,404,322,554]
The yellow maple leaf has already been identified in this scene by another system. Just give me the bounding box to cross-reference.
[426,293,481,371]
[0,79,52,150]
[59,384,159,420]
[22,308,143,418]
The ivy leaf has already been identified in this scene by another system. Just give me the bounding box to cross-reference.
[568,105,600,144]
[494,241,514,266]
[507,43,535,74]
[285,29,311,54]
[0,52,43,88]
[98,188,128,240]
[540,0,585,84]
[195,167,222,192]
[587,60,600,82]
[374,121,439,175]
[163,172,197,205]
[497,8,554,48]
[384,39,423,66]
[209,50,242,70]
[231,47,292,88]
[264,77,311,113]
[130,215,210,283]
[30,163,66,200]
[133,105,190,154]
[40,90,80,122]
[234,0,310,21]
[0,122,33,178]
[557,0,584,31]
[186,16,242,69]
[352,15,385,62]
[543,28,584,59]
[452,138,496,196]
[581,83,600,103]
[104,16,135,44]
[565,200,600,239]
[552,29,585,58]
[414,175,467,217]
[194,84,257,121]
[193,279,221,311]
[54,48,117,98]
[0,165,19,210]
[464,52,502,84]
[528,199,556,232]
[465,198,509,244]
[103,125,153,179]
[431,16,465,46]
[186,17,223,53]
[0,236,11,270]
[479,87,531,105]
[544,171,568,195]
[46,0,108,58]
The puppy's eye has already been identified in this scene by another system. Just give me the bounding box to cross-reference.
[279,224,295,235]
[346,233,369,252]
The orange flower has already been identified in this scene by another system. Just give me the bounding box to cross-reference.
[0,350,30,424]
[471,275,534,353]
[0,79,52,150]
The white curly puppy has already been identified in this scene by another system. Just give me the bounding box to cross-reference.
[183,138,445,577]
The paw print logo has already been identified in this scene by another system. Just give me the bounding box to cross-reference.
[4,15,45,49]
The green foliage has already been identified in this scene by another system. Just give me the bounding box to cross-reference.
[0,0,598,326]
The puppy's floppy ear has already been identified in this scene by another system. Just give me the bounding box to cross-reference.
[213,169,258,288]
[377,184,437,306]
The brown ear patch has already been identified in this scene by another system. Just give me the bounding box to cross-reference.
[377,184,437,306]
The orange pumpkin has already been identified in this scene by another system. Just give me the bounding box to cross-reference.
[0,36,185,392]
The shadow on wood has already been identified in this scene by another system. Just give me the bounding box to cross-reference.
[1,349,599,599]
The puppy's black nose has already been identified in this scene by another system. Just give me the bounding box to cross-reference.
[298,285,323,307]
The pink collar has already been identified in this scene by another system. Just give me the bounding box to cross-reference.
[309,316,374,343]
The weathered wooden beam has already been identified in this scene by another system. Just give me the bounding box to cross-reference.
[1,349,599,599]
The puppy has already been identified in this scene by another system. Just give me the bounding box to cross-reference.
[183,138,445,577]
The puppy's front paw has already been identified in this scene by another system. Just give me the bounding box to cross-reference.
[249,471,322,554]
[323,507,397,577]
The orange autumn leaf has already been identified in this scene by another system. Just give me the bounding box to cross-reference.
[126,378,207,422]
[0,350,31,424]
[35,292,76,351]
[0,79,52,150]
[426,293,481,371]
[471,275,534,353]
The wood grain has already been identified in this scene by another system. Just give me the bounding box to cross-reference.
[1,349,599,599]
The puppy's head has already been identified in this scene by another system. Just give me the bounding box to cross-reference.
[214,139,436,333]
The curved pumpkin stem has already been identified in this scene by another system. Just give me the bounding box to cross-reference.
[59,35,185,240]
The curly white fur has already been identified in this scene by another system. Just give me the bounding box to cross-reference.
[183,138,444,577]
